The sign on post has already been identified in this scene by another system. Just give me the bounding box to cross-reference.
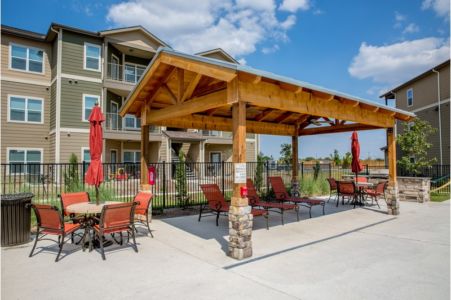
[234,163,246,184]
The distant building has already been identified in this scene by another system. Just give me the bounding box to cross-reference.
[380,60,450,165]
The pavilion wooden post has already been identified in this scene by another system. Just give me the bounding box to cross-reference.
[140,106,151,191]
[228,79,253,260]
[291,129,300,197]
[386,127,399,215]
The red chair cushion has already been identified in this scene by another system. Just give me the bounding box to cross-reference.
[251,208,267,217]
[42,223,81,235]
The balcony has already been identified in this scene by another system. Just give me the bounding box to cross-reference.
[104,113,161,141]
[104,63,147,95]
[201,130,255,139]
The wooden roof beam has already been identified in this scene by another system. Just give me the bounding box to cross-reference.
[254,108,274,122]
[299,123,380,136]
[274,111,294,123]
[181,73,202,102]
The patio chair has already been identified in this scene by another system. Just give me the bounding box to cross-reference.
[199,183,268,228]
[247,178,298,225]
[93,202,138,260]
[326,178,338,203]
[356,177,368,183]
[59,191,90,222]
[268,176,325,218]
[363,181,387,208]
[28,204,81,262]
[133,192,154,237]
[336,181,358,208]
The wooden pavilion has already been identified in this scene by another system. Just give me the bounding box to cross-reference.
[120,47,415,259]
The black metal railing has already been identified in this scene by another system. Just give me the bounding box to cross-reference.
[1,162,448,209]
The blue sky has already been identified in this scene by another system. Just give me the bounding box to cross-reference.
[3,0,449,159]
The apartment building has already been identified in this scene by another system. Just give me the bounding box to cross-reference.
[380,60,450,164]
[1,23,260,170]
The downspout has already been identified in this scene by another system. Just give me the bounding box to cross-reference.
[432,69,442,167]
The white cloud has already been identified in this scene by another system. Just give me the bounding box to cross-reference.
[422,0,450,19]
[402,23,420,34]
[262,44,280,54]
[107,0,308,57]
[395,11,406,22]
[348,37,450,85]
[279,0,310,13]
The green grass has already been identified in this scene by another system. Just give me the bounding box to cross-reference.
[299,174,330,196]
[430,193,450,202]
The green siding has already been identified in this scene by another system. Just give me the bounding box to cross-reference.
[60,79,102,128]
[108,44,123,65]
[61,30,102,78]
[51,39,58,80]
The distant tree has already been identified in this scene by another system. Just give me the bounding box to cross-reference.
[304,156,316,161]
[258,152,271,162]
[341,152,352,169]
[313,161,321,181]
[397,119,437,174]
[278,143,292,165]
[329,149,341,167]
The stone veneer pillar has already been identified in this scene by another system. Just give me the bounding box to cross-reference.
[386,183,400,215]
[229,200,253,259]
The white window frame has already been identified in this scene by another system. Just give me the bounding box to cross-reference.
[82,94,101,122]
[7,95,44,124]
[110,149,118,163]
[123,114,141,130]
[6,147,43,175]
[123,150,141,163]
[406,88,413,107]
[124,62,146,83]
[81,147,91,163]
[83,42,101,72]
[111,54,120,80]
[209,151,222,163]
[9,43,45,75]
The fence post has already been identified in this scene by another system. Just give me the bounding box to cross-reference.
[82,161,86,189]
[366,164,369,175]
[221,160,225,196]
[162,161,166,210]
[329,163,332,178]
[265,161,269,193]
[301,162,304,179]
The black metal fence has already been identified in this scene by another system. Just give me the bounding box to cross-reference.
[1,162,449,209]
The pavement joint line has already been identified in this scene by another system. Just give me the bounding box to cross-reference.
[355,230,451,247]
[223,217,396,270]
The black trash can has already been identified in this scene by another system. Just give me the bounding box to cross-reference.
[1,193,34,247]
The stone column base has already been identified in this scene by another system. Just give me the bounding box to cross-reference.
[229,201,253,260]
[386,183,399,215]
[291,179,300,198]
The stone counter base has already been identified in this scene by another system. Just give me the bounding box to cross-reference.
[398,177,431,203]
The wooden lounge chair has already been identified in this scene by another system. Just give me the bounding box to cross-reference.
[247,179,298,225]
[268,176,325,218]
[199,183,268,229]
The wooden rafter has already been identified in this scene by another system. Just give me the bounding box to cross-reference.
[254,108,274,122]
[181,73,202,102]
[299,123,379,136]
[177,68,184,103]
[274,111,294,123]
[162,84,177,104]
[147,66,176,105]
[192,81,227,98]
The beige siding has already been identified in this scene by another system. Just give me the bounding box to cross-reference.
[246,141,257,161]
[59,132,89,163]
[48,133,55,163]
[105,30,162,52]
[60,79,102,128]
[105,140,122,163]
[205,144,232,162]
[1,34,52,83]
[50,81,57,129]
[159,137,169,161]
[1,81,50,163]
[61,30,102,78]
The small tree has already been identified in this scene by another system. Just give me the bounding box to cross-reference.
[254,154,265,193]
[329,149,341,167]
[397,119,437,175]
[175,151,188,204]
[279,143,292,165]
[313,161,321,180]
[341,152,352,169]
[64,153,81,192]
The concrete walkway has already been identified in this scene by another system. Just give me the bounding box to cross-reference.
[2,200,449,300]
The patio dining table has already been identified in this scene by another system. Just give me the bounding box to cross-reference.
[354,182,376,206]
[66,201,121,250]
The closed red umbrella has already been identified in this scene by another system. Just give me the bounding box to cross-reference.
[85,103,105,204]
[351,131,363,181]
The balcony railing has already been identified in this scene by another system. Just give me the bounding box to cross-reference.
[201,130,255,139]
[104,113,160,133]
[106,63,147,84]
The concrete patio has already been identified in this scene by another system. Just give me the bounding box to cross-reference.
[2,199,449,300]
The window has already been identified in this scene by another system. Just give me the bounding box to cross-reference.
[83,94,100,121]
[123,151,141,163]
[8,96,43,123]
[84,43,101,71]
[407,88,413,107]
[8,148,42,174]
[10,44,44,73]
[82,148,91,162]
[124,114,141,129]
[407,121,414,131]
[124,63,145,83]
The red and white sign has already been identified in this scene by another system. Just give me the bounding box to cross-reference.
[148,165,156,185]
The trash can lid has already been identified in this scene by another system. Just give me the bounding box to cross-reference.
[1,193,34,205]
